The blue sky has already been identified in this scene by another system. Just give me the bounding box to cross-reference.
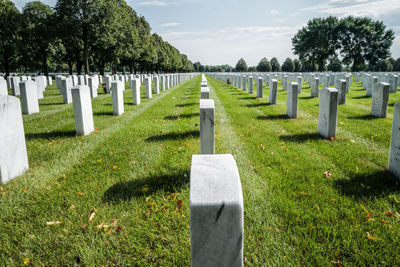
[15,0,400,66]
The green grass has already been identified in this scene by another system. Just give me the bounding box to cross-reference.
[1,74,400,265]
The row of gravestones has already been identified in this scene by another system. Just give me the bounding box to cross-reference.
[0,73,196,184]
[190,75,244,266]
[209,73,400,180]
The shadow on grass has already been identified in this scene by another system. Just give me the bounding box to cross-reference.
[176,103,197,108]
[25,130,76,140]
[347,114,378,120]
[245,103,271,108]
[351,95,370,99]
[39,102,63,106]
[257,114,288,120]
[279,133,321,142]
[102,172,189,203]
[299,96,315,100]
[164,113,199,120]
[238,96,257,100]
[334,170,399,200]
[146,130,199,142]
[94,112,113,116]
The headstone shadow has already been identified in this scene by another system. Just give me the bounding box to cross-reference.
[146,130,199,142]
[279,132,321,143]
[164,113,199,121]
[256,114,288,120]
[238,96,257,100]
[351,95,370,99]
[347,114,378,120]
[25,130,76,140]
[333,170,399,200]
[176,103,197,107]
[299,96,314,100]
[93,112,113,116]
[102,172,189,203]
[245,102,271,108]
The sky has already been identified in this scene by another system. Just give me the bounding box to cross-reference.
[14,0,400,67]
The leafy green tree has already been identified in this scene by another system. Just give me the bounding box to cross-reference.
[235,58,247,72]
[327,58,343,72]
[376,59,392,71]
[270,57,281,72]
[338,16,394,71]
[301,61,318,72]
[281,58,294,72]
[256,57,271,72]
[293,59,302,72]
[394,58,400,71]
[0,0,21,76]
[389,57,395,66]
[292,16,340,71]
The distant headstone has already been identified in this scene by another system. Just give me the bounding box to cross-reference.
[248,76,253,94]
[88,77,98,98]
[11,77,21,96]
[367,76,377,97]
[160,75,165,91]
[338,79,347,105]
[0,95,29,183]
[269,79,278,104]
[242,76,246,91]
[112,81,124,116]
[190,154,243,267]
[200,99,215,154]
[132,78,141,105]
[19,80,39,115]
[71,85,94,136]
[201,87,210,99]
[297,76,302,93]
[311,78,319,98]
[154,76,160,94]
[282,75,288,91]
[287,82,299,118]
[48,76,52,85]
[61,78,73,104]
[257,77,263,98]
[389,75,398,93]
[145,77,152,98]
[318,88,338,139]
[389,102,400,180]
[371,82,390,118]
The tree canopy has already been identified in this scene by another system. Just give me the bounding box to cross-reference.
[256,57,272,72]
[235,58,248,72]
[0,0,193,76]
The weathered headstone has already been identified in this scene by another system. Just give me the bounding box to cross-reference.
[338,79,347,105]
[19,80,39,114]
[88,77,98,98]
[248,76,253,94]
[0,95,29,183]
[61,78,73,104]
[311,78,320,98]
[371,82,390,118]
[200,99,215,154]
[145,77,152,98]
[71,85,94,136]
[287,82,299,118]
[367,76,377,97]
[242,76,246,91]
[190,154,243,267]
[318,88,338,138]
[269,79,278,104]
[11,77,21,96]
[112,81,124,116]
[257,77,263,98]
[389,102,400,180]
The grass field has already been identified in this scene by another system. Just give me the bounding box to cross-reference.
[1,74,400,266]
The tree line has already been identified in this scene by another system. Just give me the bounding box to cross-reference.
[0,0,194,77]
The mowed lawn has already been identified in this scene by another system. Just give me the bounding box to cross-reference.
[1,74,400,265]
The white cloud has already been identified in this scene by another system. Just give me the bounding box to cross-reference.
[269,9,279,15]
[159,22,181,27]
[137,1,166,6]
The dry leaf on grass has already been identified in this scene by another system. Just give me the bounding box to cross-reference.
[46,221,62,226]
[88,210,96,222]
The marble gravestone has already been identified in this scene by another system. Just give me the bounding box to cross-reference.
[19,80,39,115]
[153,76,160,94]
[112,81,124,116]
[11,77,21,96]
[0,95,29,183]
[367,76,377,97]
[371,82,390,118]
[190,154,243,267]
[105,76,112,93]
[71,85,94,136]
[338,79,347,105]
[287,82,299,118]
[311,78,319,98]
[200,99,215,154]
[248,76,253,94]
[389,102,400,180]
[242,76,246,92]
[282,75,288,91]
[132,78,141,105]
[318,88,338,139]
[88,77,98,98]
[257,77,263,98]
[160,75,165,91]
[0,80,7,95]
[297,76,302,94]
[201,87,210,99]
[61,78,73,104]
[269,79,278,105]
[145,77,152,99]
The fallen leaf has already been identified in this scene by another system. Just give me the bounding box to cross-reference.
[367,232,380,241]
[177,200,183,206]
[46,221,62,226]
[23,258,29,265]
[324,170,332,178]
[93,222,104,229]
[23,187,29,192]
[386,211,393,217]
[331,259,343,266]
[260,144,265,151]
[69,205,75,210]
[81,224,87,230]
[88,210,96,222]
[77,192,85,197]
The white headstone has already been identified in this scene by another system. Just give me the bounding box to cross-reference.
[269,79,278,104]
[200,99,215,154]
[71,85,94,136]
[371,82,390,118]
[112,81,124,116]
[19,80,39,114]
[257,77,263,98]
[318,88,338,138]
[145,77,152,98]
[389,102,400,180]
[132,78,141,105]
[0,80,7,95]
[287,82,299,118]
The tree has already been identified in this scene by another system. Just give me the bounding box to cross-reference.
[376,59,392,71]
[270,57,280,72]
[394,58,400,71]
[292,16,340,71]
[339,16,395,71]
[235,58,247,72]
[293,59,302,72]
[327,58,343,72]
[0,0,21,77]
[281,58,295,72]
[256,57,271,72]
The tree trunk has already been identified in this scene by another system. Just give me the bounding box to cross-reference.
[77,60,83,75]
[68,59,73,75]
